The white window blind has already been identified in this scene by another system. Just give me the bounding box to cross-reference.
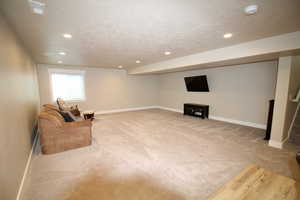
[49,69,85,101]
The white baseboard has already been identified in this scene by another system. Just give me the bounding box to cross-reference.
[209,116,266,130]
[95,106,158,115]
[157,106,266,130]
[269,135,290,149]
[268,140,283,149]
[16,135,38,200]
[94,105,266,130]
[156,106,183,113]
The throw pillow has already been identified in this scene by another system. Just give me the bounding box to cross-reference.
[70,105,81,116]
[59,111,75,122]
[66,111,79,121]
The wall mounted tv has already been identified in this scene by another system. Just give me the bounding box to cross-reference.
[184,75,209,92]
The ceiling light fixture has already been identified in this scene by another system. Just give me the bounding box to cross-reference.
[136,60,141,64]
[244,5,258,15]
[164,51,171,55]
[58,51,66,55]
[58,61,62,64]
[63,33,72,39]
[28,0,45,15]
[223,33,233,38]
[118,65,123,68]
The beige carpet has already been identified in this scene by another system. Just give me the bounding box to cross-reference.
[22,109,300,200]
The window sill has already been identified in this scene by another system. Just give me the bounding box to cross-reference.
[52,99,86,104]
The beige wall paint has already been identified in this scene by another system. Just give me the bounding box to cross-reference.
[38,62,278,127]
[158,61,278,126]
[0,14,40,200]
[37,64,159,111]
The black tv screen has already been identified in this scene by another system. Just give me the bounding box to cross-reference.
[184,75,209,92]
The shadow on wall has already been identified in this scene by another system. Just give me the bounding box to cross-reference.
[31,121,38,144]
[64,169,185,200]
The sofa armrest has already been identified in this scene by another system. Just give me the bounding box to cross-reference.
[41,119,92,154]
[60,120,92,139]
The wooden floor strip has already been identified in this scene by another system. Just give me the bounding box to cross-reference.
[208,165,300,200]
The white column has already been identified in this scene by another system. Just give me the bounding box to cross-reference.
[269,56,292,148]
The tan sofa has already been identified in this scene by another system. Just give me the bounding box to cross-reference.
[38,104,92,154]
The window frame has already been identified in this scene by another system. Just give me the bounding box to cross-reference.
[48,68,86,102]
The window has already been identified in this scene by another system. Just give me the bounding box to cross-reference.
[49,69,85,101]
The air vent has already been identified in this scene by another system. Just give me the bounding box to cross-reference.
[28,0,45,15]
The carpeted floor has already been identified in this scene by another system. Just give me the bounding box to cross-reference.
[22,109,300,200]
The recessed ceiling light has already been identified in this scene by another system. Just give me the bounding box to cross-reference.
[223,33,233,38]
[164,51,171,55]
[118,65,123,68]
[63,33,72,39]
[28,0,45,15]
[58,51,66,55]
[136,60,141,64]
[58,61,62,64]
[244,5,258,15]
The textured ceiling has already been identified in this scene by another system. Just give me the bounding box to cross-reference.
[1,0,300,69]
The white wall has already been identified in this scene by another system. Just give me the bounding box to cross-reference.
[0,14,40,200]
[37,64,159,112]
[158,61,278,126]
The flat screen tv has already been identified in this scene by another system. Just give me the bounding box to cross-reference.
[184,75,209,92]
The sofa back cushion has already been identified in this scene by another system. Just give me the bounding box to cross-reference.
[43,104,60,112]
[39,110,65,128]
